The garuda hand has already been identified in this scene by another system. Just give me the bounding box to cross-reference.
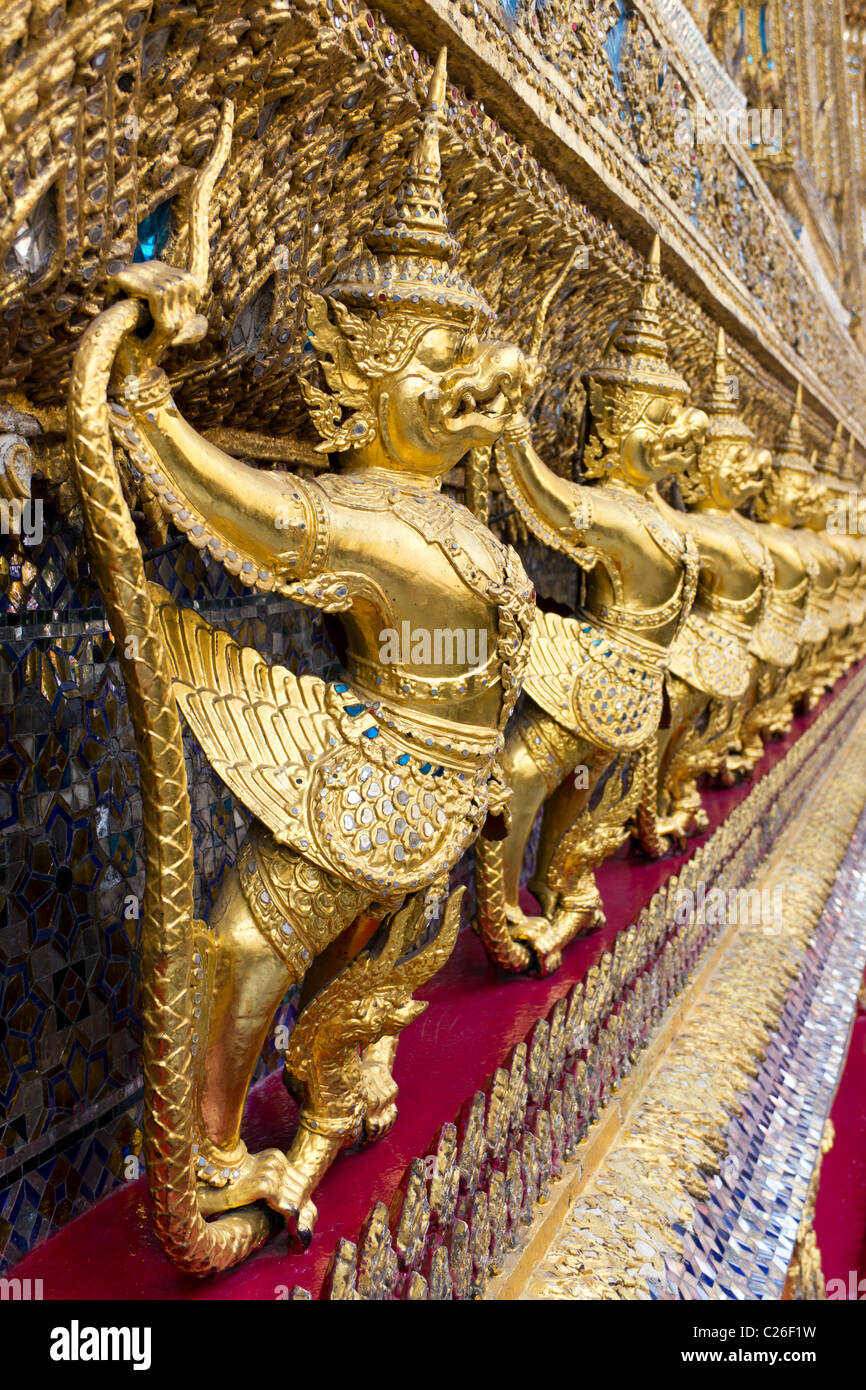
[108,261,208,381]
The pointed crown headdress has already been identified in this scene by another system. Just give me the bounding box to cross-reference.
[811,421,859,502]
[823,421,844,471]
[842,432,861,484]
[582,235,690,402]
[702,327,753,443]
[300,50,493,452]
[774,384,814,476]
[327,48,492,327]
[676,328,754,506]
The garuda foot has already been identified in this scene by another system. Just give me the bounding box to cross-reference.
[652,814,690,852]
[509,898,603,977]
[526,877,557,921]
[545,901,605,969]
[804,688,827,712]
[506,904,561,969]
[721,742,762,783]
[719,760,747,786]
[196,1144,318,1244]
[656,796,707,846]
[359,1037,399,1145]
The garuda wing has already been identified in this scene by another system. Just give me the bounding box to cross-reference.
[151,589,488,895]
[523,610,665,753]
[153,588,356,857]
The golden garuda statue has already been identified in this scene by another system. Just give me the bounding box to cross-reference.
[730,437,819,764]
[815,427,866,677]
[752,387,843,712]
[66,50,535,1275]
[636,327,774,854]
[473,235,708,974]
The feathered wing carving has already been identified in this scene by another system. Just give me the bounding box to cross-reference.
[522,610,581,723]
[154,584,493,896]
[523,609,665,751]
[152,585,346,852]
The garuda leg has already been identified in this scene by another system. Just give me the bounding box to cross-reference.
[192,823,451,1242]
[531,750,642,957]
[723,664,789,781]
[475,705,609,974]
[637,679,709,854]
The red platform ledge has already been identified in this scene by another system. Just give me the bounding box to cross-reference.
[814,990,866,1294]
[14,671,858,1300]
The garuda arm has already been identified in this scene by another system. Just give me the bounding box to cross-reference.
[104,263,390,862]
[495,417,618,568]
[107,261,324,593]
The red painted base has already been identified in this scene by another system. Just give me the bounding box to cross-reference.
[14,676,854,1299]
[814,992,866,1296]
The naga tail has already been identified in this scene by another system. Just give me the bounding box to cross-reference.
[635,737,669,860]
[474,834,532,972]
[66,110,273,1275]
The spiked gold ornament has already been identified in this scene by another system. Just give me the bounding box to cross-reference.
[775,383,813,475]
[328,49,492,327]
[702,328,753,444]
[820,420,846,475]
[584,235,690,400]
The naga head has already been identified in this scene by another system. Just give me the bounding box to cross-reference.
[753,385,825,526]
[678,327,762,510]
[580,235,708,490]
[298,50,530,480]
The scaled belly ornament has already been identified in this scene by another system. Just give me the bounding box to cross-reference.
[65,50,536,1274]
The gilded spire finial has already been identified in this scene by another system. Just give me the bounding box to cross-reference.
[328,47,492,324]
[702,325,752,441]
[367,46,454,264]
[774,382,815,476]
[584,233,690,397]
[842,431,859,481]
[707,327,732,413]
[779,383,805,454]
[820,420,845,474]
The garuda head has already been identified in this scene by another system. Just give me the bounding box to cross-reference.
[677,327,762,510]
[754,385,828,527]
[299,49,530,480]
[580,235,708,489]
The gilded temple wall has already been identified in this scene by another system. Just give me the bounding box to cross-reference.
[1,0,864,1269]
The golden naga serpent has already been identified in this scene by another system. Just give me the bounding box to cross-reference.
[66,104,276,1274]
